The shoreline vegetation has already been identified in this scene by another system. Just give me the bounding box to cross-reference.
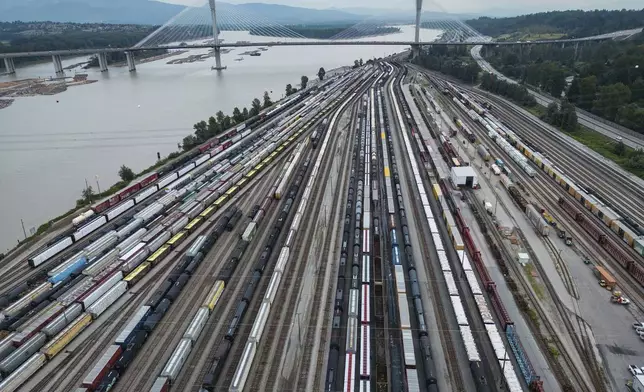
[1,64,350,259]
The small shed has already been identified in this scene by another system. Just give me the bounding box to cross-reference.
[450,166,478,188]
[517,253,529,265]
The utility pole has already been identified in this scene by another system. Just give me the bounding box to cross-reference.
[95,175,101,194]
[20,219,27,239]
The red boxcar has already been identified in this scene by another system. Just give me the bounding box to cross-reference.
[118,183,141,200]
[222,140,233,149]
[627,262,644,287]
[579,215,603,242]
[472,251,493,290]
[199,143,211,153]
[139,173,158,188]
[93,199,112,214]
[489,286,513,331]
[557,197,581,220]
[599,237,632,270]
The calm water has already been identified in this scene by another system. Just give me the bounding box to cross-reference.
[0,26,440,251]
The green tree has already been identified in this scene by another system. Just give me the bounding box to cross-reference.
[286,83,294,96]
[354,60,360,68]
[567,77,580,103]
[359,58,364,66]
[82,185,94,203]
[250,98,262,116]
[182,135,198,151]
[193,120,209,141]
[216,110,225,125]
[118,165,135,182]
[207,116,220,136]
[222,116,232,129]
[545,102,560,125]
[318,67,326,81]
[614,140,626,156]
[242,107,249,120]
[263,91,273,109]
[301,75,309,90]
[232,107,244,123]
[577,75,597,110]
[592,83,631,121]
[560,100,578,131]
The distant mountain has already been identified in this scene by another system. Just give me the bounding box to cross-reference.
[230,3,361,25]
[0,0,184,24]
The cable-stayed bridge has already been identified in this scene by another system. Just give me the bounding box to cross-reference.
[1,0,636,75]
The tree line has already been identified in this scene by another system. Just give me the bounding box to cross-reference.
[466,9,644,38]
[0,29,156,67]
[412,46,480,83]
[483,32,644,134]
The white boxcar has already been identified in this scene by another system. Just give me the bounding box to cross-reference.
[146,231,172,254]
[119,242,146,261]
[428,219,439,234]
[474,294,494,325]
[348,289,359,318]
[169,216,189,235]
[242,222,257,242]
[395,265,406,293]
[398,295,411,329]
[249,302,270,343]
[465,271,482,295]
[158,173,179,189]
[361,284,370,324]
[87,281,127,319]
[437,250,451,272]
[134,186,158,204]
[432,233,444,251]
[195,154,210,166]
[105,199,135,222]
[0,353,46,392]
[402,329,416,367]
[229,341,256,392]
[178,163,196,177]
[263,272,282,305]
[121,248,150,273]
[141,225,166,244]
[406,368,421,392]
[499,360,523,392]
[73,216,108,242]
[42,303,83,337]
[346,317,358,352]
[450,296,468,326]
[29,237,74,267]
[57,277,95,306]
[116,219,144,240]
[83,249,119,277]
[117,229,147,254]
[460,325,481,361]
[486,324,507,360]
[184,307,209,342]
[444,273,459,296]
[80,271,123,310]
[274,248,289,274]
[160,338,192,381]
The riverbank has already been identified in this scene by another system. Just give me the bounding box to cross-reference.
[0,75,97,106]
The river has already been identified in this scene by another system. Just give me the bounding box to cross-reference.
[0,25,441,252]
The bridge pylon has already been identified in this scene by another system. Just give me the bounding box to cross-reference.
[415,0,423,44]
[209,0,227,71]
[3,58,16,74]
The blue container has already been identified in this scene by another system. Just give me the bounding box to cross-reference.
[506,325,538,384]
[48,257,88,284]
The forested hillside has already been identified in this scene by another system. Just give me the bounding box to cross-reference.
[467,9,644,39]
[482,32,644,133]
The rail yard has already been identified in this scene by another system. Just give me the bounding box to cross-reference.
[0,58,642,392]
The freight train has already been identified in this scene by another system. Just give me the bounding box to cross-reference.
[395,64,540,391]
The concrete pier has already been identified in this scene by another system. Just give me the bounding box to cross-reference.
[52,55,64,74]
[125,51,136,72]
[3,58,16,74]
[97,52,108,72]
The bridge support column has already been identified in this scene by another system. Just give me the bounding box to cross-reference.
[52,55,64,74]
[125,51,136,72]
[574,42,579,61]
[209,0,226,71]
[414,0,423,44]
[97,52,108,72]
[3,58,16,74]
[411,44,421,59]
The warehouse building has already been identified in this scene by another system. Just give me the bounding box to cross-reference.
[450,166,478,188]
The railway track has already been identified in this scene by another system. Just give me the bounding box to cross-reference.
[472,89,644,224]
[386,71,466,391]
[443,91,605,391]
[121,166,285,392]
[292,100,356,392]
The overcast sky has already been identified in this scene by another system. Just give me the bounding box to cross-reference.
[163,0,643,14]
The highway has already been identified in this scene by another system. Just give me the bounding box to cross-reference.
[470,44,644,150]
[4,53,644,392]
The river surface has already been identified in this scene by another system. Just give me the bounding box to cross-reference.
[0,25,440,252]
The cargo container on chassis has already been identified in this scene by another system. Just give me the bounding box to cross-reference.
[81,344,122,389]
